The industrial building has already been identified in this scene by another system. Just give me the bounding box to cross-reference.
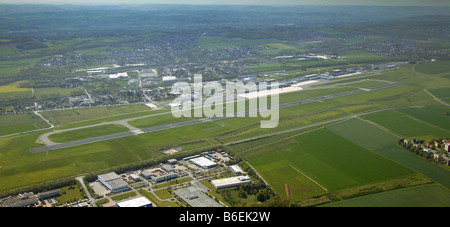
[117,197,153,207]
[151,172,178,183]
[167,159,177,165]
[38,189,61,200]
[141,170,153,179]
[173,186,222,207]
[0,193,39,207]
[182,154,200,161]
[211,176,251,189]
[190,156,217,169]
[161,164,175,173]
[98,172,129,193]
[129,174,141,182]
[230,165,244,175]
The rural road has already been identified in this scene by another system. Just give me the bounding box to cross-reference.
[31,82,405,153]
[75,176,97,207]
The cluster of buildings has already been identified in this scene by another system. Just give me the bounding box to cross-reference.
[141,164,179,183]
[1,148,254,207]
[402,138,450,165]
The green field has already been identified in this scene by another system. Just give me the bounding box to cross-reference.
[0,112,49,136]
[0,61,449,202]
[361,109,450,140]
[328,117,450,189]
[322,184,450,207]
[414,60,450,75]
[33,87,84,99]
[427,88,450,102]
[41,104,153,127]
[48,124,130,143]
[247,128,414,198]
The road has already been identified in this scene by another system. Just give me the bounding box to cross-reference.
[75,176,97,207]
[31,82,405,153]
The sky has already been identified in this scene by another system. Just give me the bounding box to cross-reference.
[0,0,449,6]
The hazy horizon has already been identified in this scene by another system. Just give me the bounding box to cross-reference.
[0,0,449,7]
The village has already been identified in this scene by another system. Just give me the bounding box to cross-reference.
[400,138,450,165]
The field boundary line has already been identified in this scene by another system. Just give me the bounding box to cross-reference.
[243,161,272,190]
[424,89,449,107]
[355,116,402,138]
[289,165,328,192]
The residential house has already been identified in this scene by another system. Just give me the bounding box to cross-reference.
[434,141,440,148]
[434,153,443,161]
[444,142,450,153]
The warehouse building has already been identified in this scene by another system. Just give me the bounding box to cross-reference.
[141,170,153,179]
[161,164,175,173]
[151,172,178,183]
[117,197,153,207]
[211,176,251,189]
[167,159,177,165]
[190,156,217,169]
[98,172,129,193]
[173,186,222,207]
[230,165,244,175]
[38,189,61,200]
[130,174,141,182]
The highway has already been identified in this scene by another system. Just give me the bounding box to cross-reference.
[30,82,405,153]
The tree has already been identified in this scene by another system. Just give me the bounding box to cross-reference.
[238,189,247,199]
[256,192,266,202]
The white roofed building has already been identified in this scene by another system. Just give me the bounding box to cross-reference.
[230,165,244,175]
[190,156,217,169]
[211,176,251,189]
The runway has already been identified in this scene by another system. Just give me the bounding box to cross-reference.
[30,82,405,153]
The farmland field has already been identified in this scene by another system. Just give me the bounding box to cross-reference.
[247,128,414,198]
[328,117,450,189]
[0,113,49,136]
[414,60,450,75]
[322,184,450,207]
[360,109,450,140]
[427,88,450,102]
[33,87,84,99]
[0,81,31,93]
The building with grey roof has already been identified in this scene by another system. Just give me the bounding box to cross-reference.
[173,186,222,207]
[38,189,61,200]
[141,170,153,179]
[98,172,129,193]
[161,164,175,173]
[151,172,178,183]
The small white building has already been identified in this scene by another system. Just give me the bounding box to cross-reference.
[230,165,244,175]
[167,159,177,165]
[162,76,177,81]
[130,174,141,182]
[211,176,251,189]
